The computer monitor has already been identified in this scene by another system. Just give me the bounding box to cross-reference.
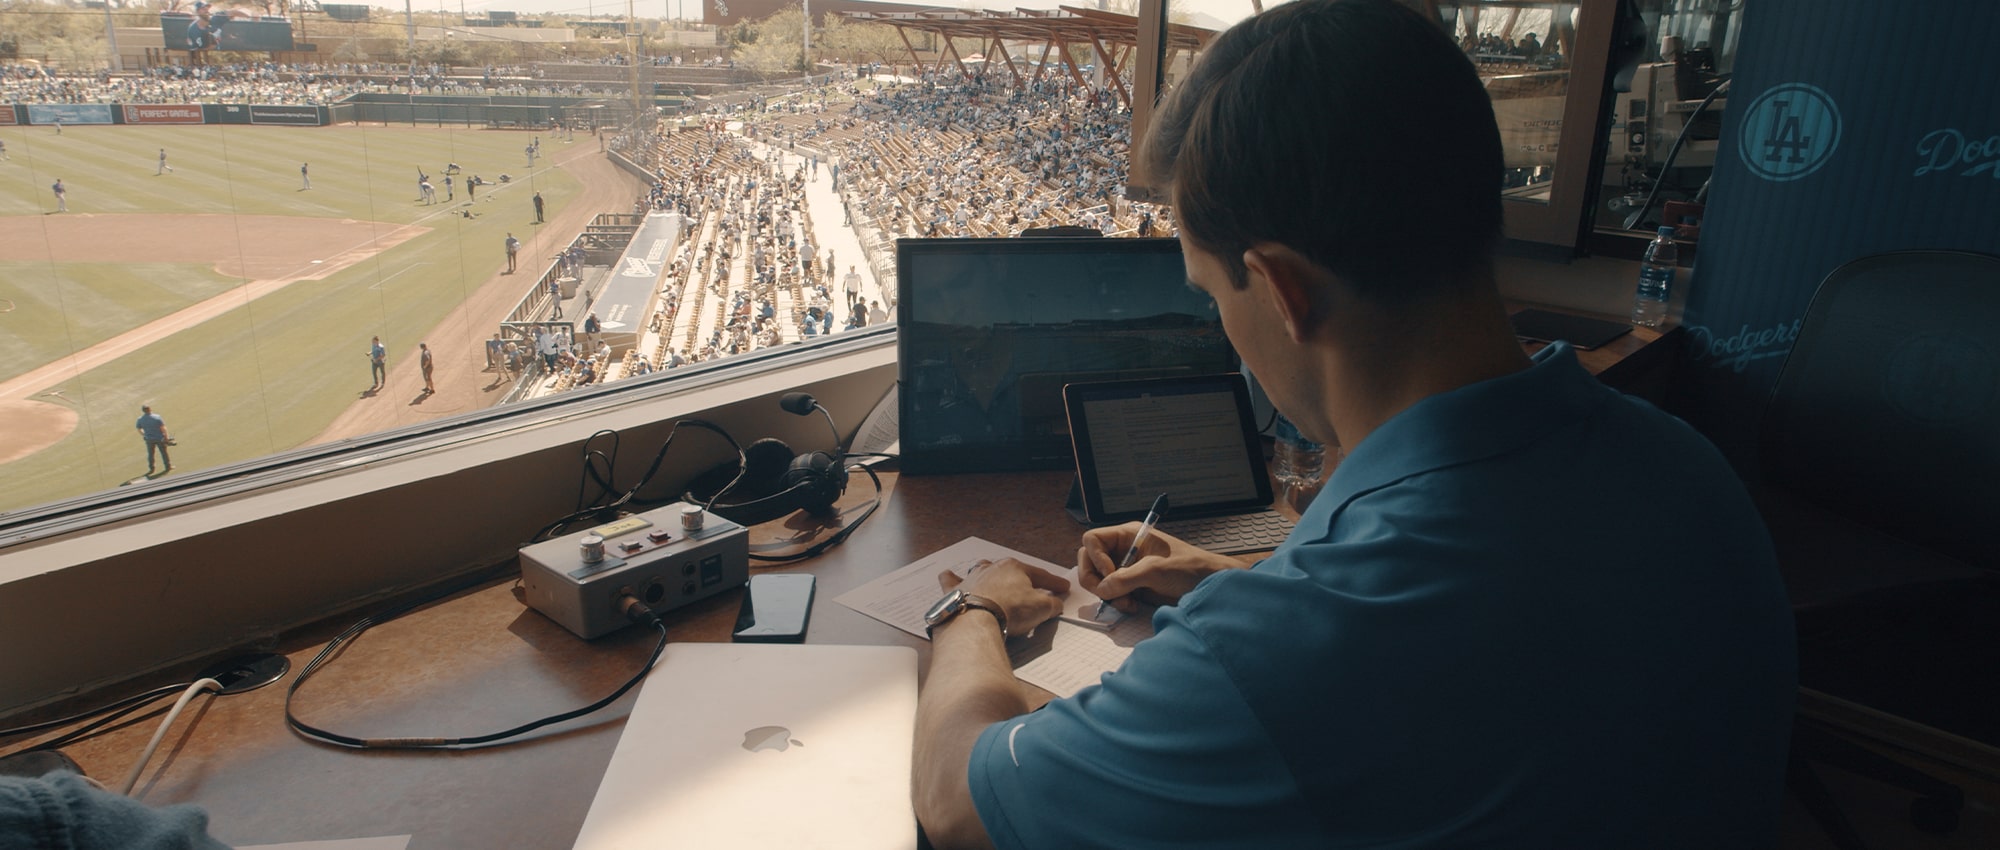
[896,237,1232,474]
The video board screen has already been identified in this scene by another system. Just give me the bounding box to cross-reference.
[161,11,296,52]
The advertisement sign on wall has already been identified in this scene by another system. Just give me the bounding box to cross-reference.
[25,104,116,126]
[122,104,206,125]
[247,105,322,126]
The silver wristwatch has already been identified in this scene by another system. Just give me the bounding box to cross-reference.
[923,589,1008,638]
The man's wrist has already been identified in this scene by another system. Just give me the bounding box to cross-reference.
[926,589,1008,639]
[932,603,1002,638]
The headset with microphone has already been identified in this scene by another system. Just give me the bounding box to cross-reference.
[682,392,852,528]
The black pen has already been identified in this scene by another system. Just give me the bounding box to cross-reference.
[1097,494,1169,618]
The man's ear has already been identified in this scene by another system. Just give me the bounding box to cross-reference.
[1241,245,1317,343]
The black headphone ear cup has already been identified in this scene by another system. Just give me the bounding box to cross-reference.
[740,438,797,492]
[781,451,848,515]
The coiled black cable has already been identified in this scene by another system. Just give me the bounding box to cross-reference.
[285,596,667,750]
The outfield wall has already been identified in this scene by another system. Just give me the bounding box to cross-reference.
[3,102,329,126]
[2,95,686,129]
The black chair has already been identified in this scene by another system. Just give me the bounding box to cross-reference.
[1757,251,2000,848]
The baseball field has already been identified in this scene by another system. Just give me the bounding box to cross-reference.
[0,120,634,514]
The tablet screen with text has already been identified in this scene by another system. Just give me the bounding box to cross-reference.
[1065,374,1273,524]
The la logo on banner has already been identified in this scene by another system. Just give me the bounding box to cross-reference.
[1737,83,1843,182]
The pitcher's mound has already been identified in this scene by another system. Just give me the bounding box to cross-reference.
[0,400,78,465]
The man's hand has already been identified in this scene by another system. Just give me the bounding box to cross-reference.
[1077,525,1251,614]
[937,558,1068,637]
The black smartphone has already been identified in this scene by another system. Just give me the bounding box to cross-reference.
[732,573,816,643]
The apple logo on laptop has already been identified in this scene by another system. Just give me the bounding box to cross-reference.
[742,725,804,753]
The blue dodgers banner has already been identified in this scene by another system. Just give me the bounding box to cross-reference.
[1675,0,2000,466]
[25,104,114,125]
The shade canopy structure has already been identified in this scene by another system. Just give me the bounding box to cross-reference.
[833,6,1217,107]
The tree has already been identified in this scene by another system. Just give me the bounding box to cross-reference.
[821,16,903,66]
[733,7,808,74]
[0,1,108,69]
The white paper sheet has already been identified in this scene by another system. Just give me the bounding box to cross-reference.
[833,537,1154,697]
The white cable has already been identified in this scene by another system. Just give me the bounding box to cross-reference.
[118,678,221,796]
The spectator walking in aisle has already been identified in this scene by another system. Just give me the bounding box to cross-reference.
[505,233,521,273]
[419,342,435,394]
[548,278,563,319]
[533,191,545,223]
[537,327,560,371]
[367,335,387,390]
[51,178,65,212]
[300,162,310,190]
[136,405,172,475]
[157,148,173,175]
[583,312,601,350]
[843,265,863,308]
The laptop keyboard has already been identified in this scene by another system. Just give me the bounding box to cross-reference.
[1157,510,1297,555]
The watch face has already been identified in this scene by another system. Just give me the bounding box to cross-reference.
[923,589,965,627]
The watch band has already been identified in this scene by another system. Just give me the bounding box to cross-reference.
[926,591,1008,639]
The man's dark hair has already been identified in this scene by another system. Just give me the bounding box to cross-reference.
[1140,0,1504,298]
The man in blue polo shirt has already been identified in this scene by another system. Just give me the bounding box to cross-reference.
[909,1,1796,848]
[135,405,171,475]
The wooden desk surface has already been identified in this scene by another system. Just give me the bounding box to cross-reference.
[15,322,1673,848]
[30,471,1080,850]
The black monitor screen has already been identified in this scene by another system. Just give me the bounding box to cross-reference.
[896,237,1232,474]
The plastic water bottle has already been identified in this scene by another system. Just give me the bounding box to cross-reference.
[1272,412,1320,486]
[1632,226,1677,328]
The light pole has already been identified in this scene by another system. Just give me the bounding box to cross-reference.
[103,2,122,73]
[405,0,417,99]
[802,0,810,79]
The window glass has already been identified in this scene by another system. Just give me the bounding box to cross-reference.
[0,9,896,515]
[1438,2,1585,207]
[5,0,1214,518]
[1593,0,1741,234]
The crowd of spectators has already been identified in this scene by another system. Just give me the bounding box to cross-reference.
[0,61,636,106]
[550,64,1184,394]
[641,128,872,369]
[1465,31,1564,66]
[591,67,1170,373]
[747,68,1170,240]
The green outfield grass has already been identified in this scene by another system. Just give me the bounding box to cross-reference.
[0,122,590,513]
[0,262,243,384]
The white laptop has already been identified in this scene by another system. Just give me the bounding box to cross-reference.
[572,643,919,850]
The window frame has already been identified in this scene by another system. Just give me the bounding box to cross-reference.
[0,328,897,551]
[1127,0,1621,257]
